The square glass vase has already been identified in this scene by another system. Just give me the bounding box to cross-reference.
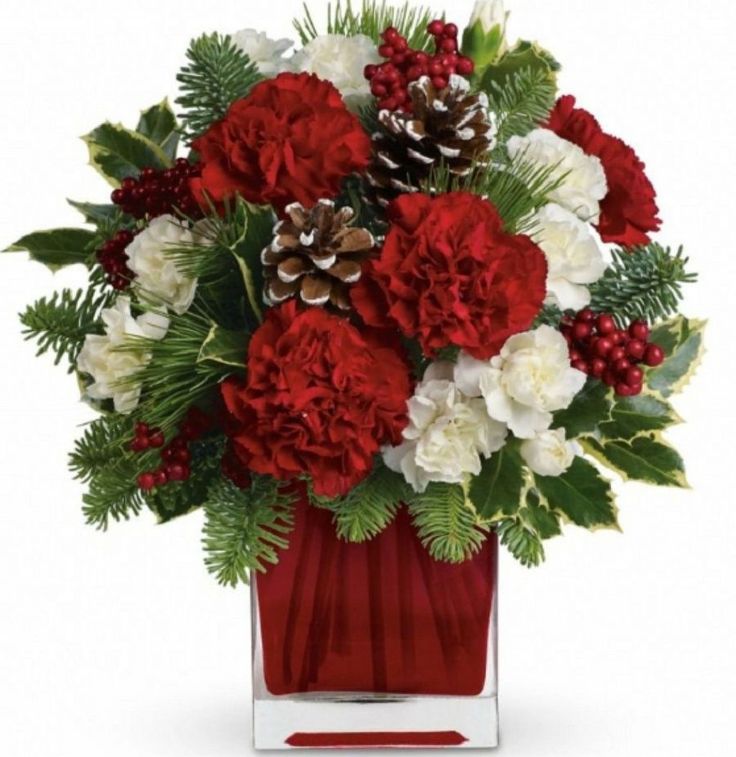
[251,494,499,750]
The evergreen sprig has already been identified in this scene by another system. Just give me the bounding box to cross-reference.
[590,244,698,324]
[20,286,114,371]
[82,457,149,530]
[202,476,296,587]
[69,416,135,483]
[487,67,557,146]
[309,460,410,542]
[295,1,436,50]
[408,483,488,563]
[496,518,545,567]
[176,33,262,140]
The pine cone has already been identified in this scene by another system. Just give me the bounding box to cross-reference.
[366,75,497,208]
[262,200,376,311]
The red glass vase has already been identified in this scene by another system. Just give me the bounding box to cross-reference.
[252,492,499,749]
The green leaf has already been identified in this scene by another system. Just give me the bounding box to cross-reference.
[523,489,562,540]
[481,40,559,97]
[408,483,488,564]
[553,380,613,438]
[6,228,96,271]
[67,200,121,226]
[198,324,248,369]
[82,122,171,186]
[535,457,619,530]
[469,440,525,521]
[648,316,706,398]
[310,461,410,543]
[599,394,682,440]
[136,99,179,160]
[582,435,689,489]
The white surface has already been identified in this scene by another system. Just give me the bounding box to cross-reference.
[0,1,734,755]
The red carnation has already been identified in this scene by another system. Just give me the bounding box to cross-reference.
[191,73,372,214]
[221,301,412,498]
[352,192,547,361]
[548,95,661,247]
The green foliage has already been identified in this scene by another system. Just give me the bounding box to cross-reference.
[69,415,135,483]
[487,67,557,146]
[6,228,97,271]
[553,380,613,439]
[136,100,180,160]
[480,39,560,95]
[202,476,296,587]
[647,316,706,398]
[599,394,682,440]
[20,287,114,370]
[535,457,619,530]
[310,461,411,542]
[583,435,689,488]
[495,490,560,567]
[131,310,246,434]
[294,1,436,50]
[67,200,123,227]
[145,436,226,523]
[408,483,487,564]
[82,122,172,187]
[589,245,698,325]
[176,33,262,140]
[469,440,525,521]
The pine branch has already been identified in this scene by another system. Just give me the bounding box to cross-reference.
[82,458,148,530]
[590,244,698,324]
[69,415,135,483]
[176,33,262,140]
[487,67,556,146]
[496,518,545,567]
[202,476,296,587]
[309,460,410,542]
[408,483,488,563]
[294,1,436,50]
[20,286,115,371]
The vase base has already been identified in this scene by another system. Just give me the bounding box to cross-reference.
[253,693,498,750]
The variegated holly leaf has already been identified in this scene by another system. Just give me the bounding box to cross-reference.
[522,489,562,540]
[647,316,706,398]
[5,228,96,271]
[553,380,613,438]
[599,394,683,440]
[470,439,525,521]
[583,435,689,489]
[83,122,172,186]
[535,457,619,530]
[136,99,179,161]
[198,324,248,369]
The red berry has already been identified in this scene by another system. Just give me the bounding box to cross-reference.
[443,22,459,38]
[167,463,190,483]
[174,448,192,464]
[428,20,445,36]
[594,337,614,358]
[432,76,448,90]
[148,432,165,449]
[644,344,665,367]
[456,57,475,76]
[439,37,457,53]
[371,82,388,97]
[383,27,400,44]
[603,370,617,387]
[137,473,156,491]
[591,359,607,378]
[629,320,650,342]
[364,64,378,79]
[428,60,444,77]
[596,314,616,335]
[153,469,168,487]
[609,347,626,364]
[626,339,647,361]
[626,366,644,386]
[614,358,631,375]
[378,44,394,58]
[611,329,627,345]
[577,308,596,323]
[406,65,423,81]
[616,383,634,397]
[572,321,592,341]
[572,360,590,374]
[131,437,149,453]
[569,349,582,363]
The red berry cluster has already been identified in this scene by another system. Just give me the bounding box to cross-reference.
[111,159,203,220]
[364,21,475,112]
[96,229,137,291]
[561,310,666,397]
[134,409,212,492]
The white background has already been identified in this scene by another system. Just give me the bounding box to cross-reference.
[0,0,734,755]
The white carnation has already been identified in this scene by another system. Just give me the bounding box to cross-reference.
[77,297,169,414]
[521,428,577,477]
[469,0,507,34]
[454,326,586,439]
[290,34,381,111]
[507,128,608,223]
[231,29,294,76]
[126,215,199,316]
[532,203,607,311]
[383,362,508,494]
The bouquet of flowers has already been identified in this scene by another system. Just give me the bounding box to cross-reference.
[6,0,703,585]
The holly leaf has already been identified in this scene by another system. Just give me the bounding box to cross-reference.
[67,200,122,226]
[82,122,171,186]
[582,435,689,489]
[522,489,562,540]
[480,40,560,92]
[469,440,525,521]
[553,380,613,438]
[198,324,248,369]
[647,317,706,399]
[5,228,96,271]
[136,99,179,161]
[599,394,682,440]
[535,457,619,530]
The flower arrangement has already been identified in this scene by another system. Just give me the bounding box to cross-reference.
[6,0,703,583]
